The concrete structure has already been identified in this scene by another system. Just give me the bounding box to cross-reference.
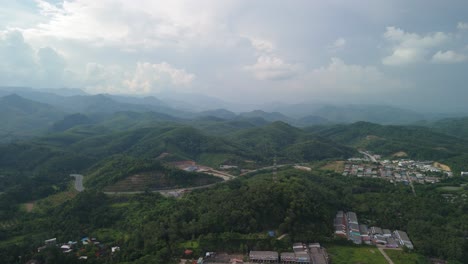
[370,226,383,236]
[334,211,347,237]
[394,230,414,249]
[250,251,279,263]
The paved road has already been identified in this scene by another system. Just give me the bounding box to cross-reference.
[377,246,396,264]
[105,164,294,196]
[359,151,378,163]
[405,171,417,196]
[70,174,84,192]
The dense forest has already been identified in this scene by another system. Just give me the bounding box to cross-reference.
[1,168,467,263]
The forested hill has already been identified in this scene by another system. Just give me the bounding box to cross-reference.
[421,117,468,140]
[307,121,468,170]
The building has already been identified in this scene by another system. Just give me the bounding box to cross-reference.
[281,252,297,264]
[249,251,279,263]
[359,225,371,244]
[382,229,392,238]
[394,230,414,249]
[370,226,383,236]
[386,238,399,248]
[308,246,328,264]
[334,211,347,238]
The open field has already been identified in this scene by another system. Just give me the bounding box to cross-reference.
[327,245,388,264]
[392,151,408,157]
[385,249,429,264]
[321,161,345,172]
[437,186,463,192]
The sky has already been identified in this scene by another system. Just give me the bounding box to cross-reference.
[1,0,468,112]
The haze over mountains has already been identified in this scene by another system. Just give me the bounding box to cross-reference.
[2,86,467,142]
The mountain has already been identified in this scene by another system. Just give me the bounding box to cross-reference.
[296,115,330,126]
[0,94,65,142]
[231,121,355,162]
[422,117,468,140]
[198,109,237,119]
[311,121,468,171]
[51,113,94,132]
[239,110,293,123]
[312,104,426,124]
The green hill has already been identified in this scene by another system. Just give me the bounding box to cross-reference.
[0,94,65,142]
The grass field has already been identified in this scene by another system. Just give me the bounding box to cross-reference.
[437,186,463,192]
[327,245,388,264]
[385,249,429,264]
[320,161,345,172]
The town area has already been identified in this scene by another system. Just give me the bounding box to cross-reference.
[342,151,453,185]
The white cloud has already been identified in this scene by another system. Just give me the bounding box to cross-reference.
[432,50,467,63]
[249,37,274,53]
[244,55,300,81]
[382,26,450,65]
[457,22,468,30]
[23,0,238,50]
[307,57,397,94]
[0,30,70,87]
[328,37,346,51]
[124,62,195,93]
[85,62,195,94]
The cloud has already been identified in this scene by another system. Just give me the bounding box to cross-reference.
[23,0,238,50]
[0,30,69,87]
[382,26,449,65]
[244,55,300,81]
[306,57,400,94]
[432,50,467,63]
[244,37,300,80]
[457,22,468,30]
[124,62,195,93]
[249,37,274,53]
[328,37,346,51]
[85,62,195,94]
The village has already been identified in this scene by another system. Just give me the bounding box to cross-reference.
[342,151,453,184]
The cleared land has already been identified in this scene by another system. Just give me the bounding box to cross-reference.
[433,162,451,172]
[321,161,345,172]
[392,151,408,157]
[327,245,388,264]
[385,249,429,264]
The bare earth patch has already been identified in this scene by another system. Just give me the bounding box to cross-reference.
[392,151,408,157]
[25,203,34,212]
[433,162,451,172]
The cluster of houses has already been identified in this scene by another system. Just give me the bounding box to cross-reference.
[334,211,414,249]
[249,243,329,264]
[36,236,120,260]
[343,155,452,184]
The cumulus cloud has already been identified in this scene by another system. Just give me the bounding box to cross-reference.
[307,57,399,94]
[84,62,195,94]
[24,0,237,50]
[382,26,449,65]
[244,37,300,80]
[328,37,346,51]
[124,62,195,93]
[244,55,300,81]
[457,22,468,30]
[0,30,69,87]
[432,50,467,63]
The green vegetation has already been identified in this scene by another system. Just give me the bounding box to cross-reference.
[327,245,388,264]
[2,111,468,263]
[385,249,430,264]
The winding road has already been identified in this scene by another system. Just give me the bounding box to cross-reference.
[104,164,294,196]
